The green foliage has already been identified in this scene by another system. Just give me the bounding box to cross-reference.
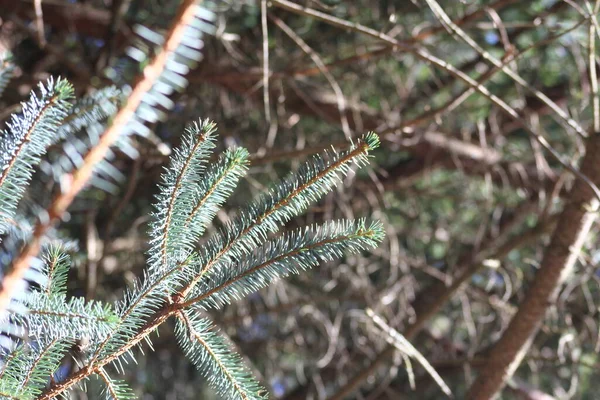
[39,245,70,296]
[40,86,124,190]
[191,219,384,309]
[175,310,267,399]
[147,119,219,274]
[0,78,73,238]
[15,291,120,340]
[0,336,72,399]
[96,370,137,400]
[0,77,382,398]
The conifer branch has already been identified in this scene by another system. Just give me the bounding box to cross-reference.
[183,147,249,231]
[56,87,121,135]
[37,130,381,399]
[0,78,73,315]
[0,94,62,188]
[97,369,119,399]
[40,246,70,296]
[175,310,265,400]
[20,338,61,389]
[88,256,195,365]
[4,0,208,319]
[81,132,377,386]
[0,56,381,398]
[0,351,18,380]
[182,219,384,309]
[38,306,177,400]
[151,120,215,272]
[0,68,381,400]
[97,368,135,400]
[14,338,72,397]
[180,132,379,299]
[39,215,384,399]
[12,292,119,341]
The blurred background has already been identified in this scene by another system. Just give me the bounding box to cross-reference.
[1,0,598,398]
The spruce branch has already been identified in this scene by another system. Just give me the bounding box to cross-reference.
[184,147,250,237]
[39,245,70,296]
[37,127,382,400]
[175,310,266,400]
[19,339,63,392]
[0,385,25,400]
[180,132,380,299]
[88,254,197,369]
[14,292,120,341]
[0,78,73,315]
[0,78,73,235]
[94,131,377,367]
[97,368,136,400]
[38,306,177,400]
[182,219,385,309]
[5,0,213,323]
[1,337,73,398]
[42,215,382,400]
[148,119,216,274]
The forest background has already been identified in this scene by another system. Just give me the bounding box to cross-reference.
[1,0,599,399]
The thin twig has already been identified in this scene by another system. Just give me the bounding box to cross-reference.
[326,212,558,400]
[270,0,600,208]
[366,308,453,398]
[261,0,271,124]
[384,16,587,133]
[33,0,46,47]
[423,0,587,137]
[269,14,352,139]
[589,1,600,133]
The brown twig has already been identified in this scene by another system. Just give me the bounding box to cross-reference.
[33,0,45,47]
[270,14,352,139]
[0,0,199,320]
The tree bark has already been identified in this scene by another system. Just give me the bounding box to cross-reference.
[467,133,600,399]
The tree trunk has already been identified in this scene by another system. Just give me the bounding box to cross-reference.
[467,133,600,399]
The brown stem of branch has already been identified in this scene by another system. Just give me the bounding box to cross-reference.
[39,305,177,400]
[466,141,600,399]
[0,0,198,317]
